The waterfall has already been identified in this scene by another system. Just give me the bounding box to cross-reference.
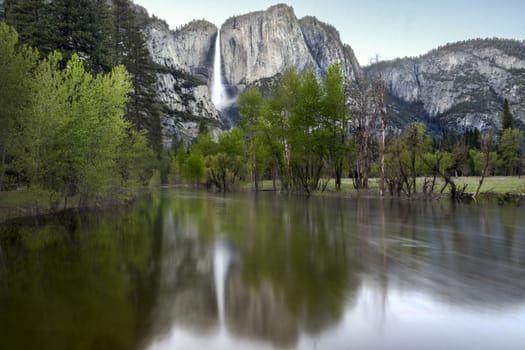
[211,30,226,110]
[213,239,231,326]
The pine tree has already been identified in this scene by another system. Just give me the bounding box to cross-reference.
[502,98,513,131]
[50,0,115,72]
[0,1,6,21]
[113,0,161,154]
[0,23,39,189]
[92,0,116,71]
[3,0,54,55]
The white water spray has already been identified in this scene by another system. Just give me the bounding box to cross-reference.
[211,30,226,110]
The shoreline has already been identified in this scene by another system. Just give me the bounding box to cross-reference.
[2,180,523,223]
[0,189,155,224]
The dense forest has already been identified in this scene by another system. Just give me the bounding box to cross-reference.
[0,0,162,207]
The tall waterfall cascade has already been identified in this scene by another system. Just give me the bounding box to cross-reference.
[211,30,226,110]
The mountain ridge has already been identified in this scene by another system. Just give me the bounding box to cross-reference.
[366,38,525,131]
[133,2,525,143]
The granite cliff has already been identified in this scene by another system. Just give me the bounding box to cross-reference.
[142,4,363,138]
[138,3,525,145]
[219,4,362,123]
[366,39,525,131]
[144,18,223,147]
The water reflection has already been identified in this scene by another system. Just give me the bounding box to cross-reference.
[1,191,525,349]
[0,196,164,350]
[145,192,525,350]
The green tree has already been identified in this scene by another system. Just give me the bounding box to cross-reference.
[112,0,161,154]
[238,64,352,194]
[502,98,513,131]
[499,128,523,176]
[184,151,206,184]
[384,122,431,196]
[321,63,350,191]
[0,23,39,190]
[3,0,54,55]
[289,67,325,193]
[238,88,270,191]
[0,1,5,21]
[269,68,301,191]
[206,127,246,192]
[20,52,135,207]
[117,129,156,198]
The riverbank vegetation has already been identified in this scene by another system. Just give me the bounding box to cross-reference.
[0,22,157,211]
[174,64,524,199]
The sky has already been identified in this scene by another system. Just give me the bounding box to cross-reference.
[133,0,525,65]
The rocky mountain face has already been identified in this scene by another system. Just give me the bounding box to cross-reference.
[220,4,362,95]
[147,19,216,80]
[366,39,525,132]
[144,18,223,147]
[138,2,524,145]
[141,4,363,142]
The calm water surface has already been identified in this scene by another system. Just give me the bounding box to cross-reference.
[1,190,525,349]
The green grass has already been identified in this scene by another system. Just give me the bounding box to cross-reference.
[2,176,524,221]
[242,176,525,196]
[452,176,525,194]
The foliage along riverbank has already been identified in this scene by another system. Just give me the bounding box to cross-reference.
[2,175,523,222]
[0,183,160,223]
[1,23,160,217]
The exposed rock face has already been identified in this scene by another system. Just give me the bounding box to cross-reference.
[218,4,362,125]
[299,16,361,81]
[221,4,362,89]
[141,4,364,140]
[221,5,311,88]
[143,18,223,147]
[367,39,525,131]
[146,19,217,80]
[154,70,222,147]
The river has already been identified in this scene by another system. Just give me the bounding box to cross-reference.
[1,190,524,349]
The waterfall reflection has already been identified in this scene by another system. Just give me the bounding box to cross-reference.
[145,191,525,349]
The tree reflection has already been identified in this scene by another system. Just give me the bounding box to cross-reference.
[2,191,525,350]
[0,195,163,350]
[150,191,525,349]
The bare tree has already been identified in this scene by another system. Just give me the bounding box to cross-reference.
[347,76,385,190]
[474,133,496,198]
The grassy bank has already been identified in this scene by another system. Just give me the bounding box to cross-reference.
[242,176,525,197]
[2,176,524,221]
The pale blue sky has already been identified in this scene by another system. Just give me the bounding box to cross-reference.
[134,0,525,65]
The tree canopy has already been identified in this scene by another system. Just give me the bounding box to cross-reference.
[0,22,155,206]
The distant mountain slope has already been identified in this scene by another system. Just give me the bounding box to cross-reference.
[366,39,525,131]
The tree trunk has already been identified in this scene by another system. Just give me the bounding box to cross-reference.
[0,145,6,191]
[379,122,386,196]
[474,152,490,198]
[335,160,342,191]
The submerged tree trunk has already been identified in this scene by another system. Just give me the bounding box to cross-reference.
[379,121,386,196]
